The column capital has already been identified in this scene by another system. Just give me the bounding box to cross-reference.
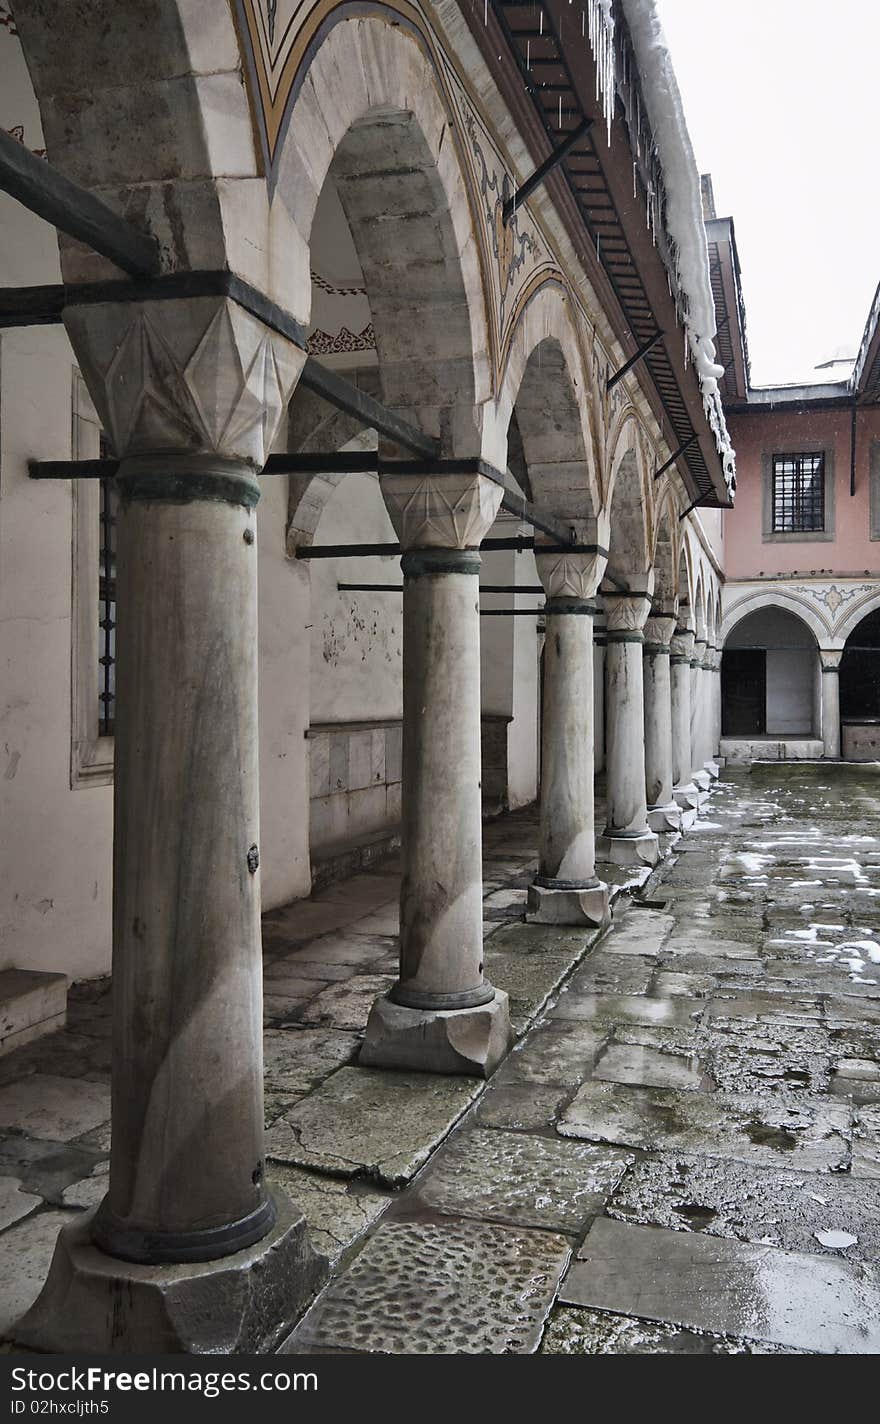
[535,521,608,601]
[604,590,652,638]
[820,648,844,672]
[64,297,304,475]
[670,627,696,662]
[379,469,503,550]
[644,611,677,652]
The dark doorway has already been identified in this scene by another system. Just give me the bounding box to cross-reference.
[722,648,766,735]
[840,608,880,720]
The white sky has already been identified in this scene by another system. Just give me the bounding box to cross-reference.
[656,0,880,387]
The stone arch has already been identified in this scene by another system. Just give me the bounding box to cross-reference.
[677,544,695,630]
[720,588,831,646]
[840,606,880,722]
[834,588,880,645]
[274,16,491,431]
[651,492,678,614]
[11,0,259,285]
[722,605,820,740]
[605,421,651,581]
[490,283,599,514]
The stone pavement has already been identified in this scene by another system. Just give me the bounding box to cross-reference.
[2,765,880,1353]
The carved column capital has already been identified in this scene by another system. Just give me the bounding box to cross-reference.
[820,648,844,672]
[64,298,304,477]
[670,627,696,662]
[379,471,503,551]
[604,591,652,638]
[643,612,677,653]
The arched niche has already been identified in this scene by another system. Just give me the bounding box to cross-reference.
[722,606,820,739]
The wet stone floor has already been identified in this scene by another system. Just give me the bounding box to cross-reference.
[2,764,880,1353]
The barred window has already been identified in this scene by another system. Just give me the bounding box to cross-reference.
[772,452,825,532]
[98,446,117,736]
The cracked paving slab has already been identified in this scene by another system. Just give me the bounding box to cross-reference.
[268,1165,392,1266]
[282,1220,571,1355]
[540,1305,801,1354]
[411,1125,632,1234]
[608,1151,880,1260]
[557,1080,851,1171]
[560,1216,880,1354]
[265,1067,481,1187]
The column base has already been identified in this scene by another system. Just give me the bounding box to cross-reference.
[692,769,712,791]
[703,760,721,780]
[526,878,610,928]
[673,782,701,811]
[596,829,661,868]
[12,1191,326,1354]
[359,989,512,1077]
[646,802,683,835]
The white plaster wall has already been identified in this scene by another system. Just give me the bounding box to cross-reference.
[308,473,402,723]
[766,650,815,735]
[479,533,539,808]
[257,472,312,908]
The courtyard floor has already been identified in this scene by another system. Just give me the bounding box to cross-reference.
[2,764,880,1353]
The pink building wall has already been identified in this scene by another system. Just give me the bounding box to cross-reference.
[724,406,880,579]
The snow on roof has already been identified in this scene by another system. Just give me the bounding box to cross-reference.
[851,279,880,395]
[585,0,736,496]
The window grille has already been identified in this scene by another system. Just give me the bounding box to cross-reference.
[771,452,825,532]
[98,454,117,736]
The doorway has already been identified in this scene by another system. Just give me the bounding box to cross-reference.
[722,648,766,735]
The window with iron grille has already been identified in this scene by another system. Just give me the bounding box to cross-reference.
[98,439,117,736]
[771,452,825,532]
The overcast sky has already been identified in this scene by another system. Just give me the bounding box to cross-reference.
[656,0,880,387]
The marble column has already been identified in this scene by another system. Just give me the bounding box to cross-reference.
[527,541,609,926]
[706,646,722,772]
[643,612,681,834]
[597,588,660,867]
[671,626,700,810]
[17,298,324,1354]
[361,469,512,1076]
[820,649,843,759]
[690,638,711,791]
[593,612,606,775]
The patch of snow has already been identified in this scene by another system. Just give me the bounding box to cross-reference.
[814,1230,858,1250]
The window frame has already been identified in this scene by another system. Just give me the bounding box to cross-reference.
[761,441,835,543]
[771,451,825,534]
[70,368,114,788]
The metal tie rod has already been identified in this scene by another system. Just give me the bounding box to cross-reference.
[502,118,593,225]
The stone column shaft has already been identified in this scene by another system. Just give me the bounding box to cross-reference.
[527,539,609,927]
[671,627,699,810]
[643,613,681,833]
[820,650,843,759]
[362,471,511,1076]
[598,589,660,867]
[690,639,711,790]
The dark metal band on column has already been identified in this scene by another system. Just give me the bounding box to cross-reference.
[544,597,596,616]
[115,454,261,510]
[533,874,600,890]
[91,1193,277,1265]
[390,982,496,1010]
[401,548,482,578]
[669,654,690,666]
[821,665,841,674]
[607,631,644,644]
[643,643,671,656]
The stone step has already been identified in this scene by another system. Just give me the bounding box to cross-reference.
[0,969,67,1058]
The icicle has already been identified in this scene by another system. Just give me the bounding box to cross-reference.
[484,0,487,24]
[539,10,543,35]
[559,94,562,129]
[527,38,530,69]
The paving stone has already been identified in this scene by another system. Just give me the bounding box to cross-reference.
[484,948,573,1006]
[60,1163,109,1210]
[296,976,396,1032]
[283,1221,570,1355]
[415,1126,631,1234]
[566,954,655,996]
[263,1027,362,1094]
[851,1106,880,1178]
[593,1042,705,1092]
[557,1081,851,1171]
[268,1165,392,1265]
[0,1075,110,1141]
[0,1135,107,1202]
[0,1210,76,1337]
[653,969,719,997]
[601,911,674,957]
[266,1067,481,1187]
[540,1305,797,1355]
[550,991,705,1030]
[0,1175,42,1229]
[705,991,824,1025]
[703,1043,833,1095]
[664,937,763,960]
[270,960,357,983]
[560,1216,880,1353]
[475,1083,568,1130]
[609,1152,880,1260]
[289,933,396,967]
[494,1021,607,1087]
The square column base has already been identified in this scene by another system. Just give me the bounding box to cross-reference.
[596,829,661,868]
[673,782,701,811]
[12,1191,326,1354]
[647,803,683,835]
[693,769,712,791]
[359,989,512,1077]
[526,880,610,928]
